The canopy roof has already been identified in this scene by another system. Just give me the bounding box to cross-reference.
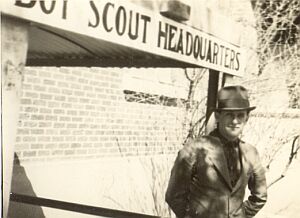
[26,23,197,68]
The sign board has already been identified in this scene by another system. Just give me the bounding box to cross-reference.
[1,0,245,76]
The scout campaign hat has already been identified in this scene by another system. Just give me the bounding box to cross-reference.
[215,85,256,111]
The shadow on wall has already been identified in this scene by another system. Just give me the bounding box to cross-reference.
[8,153,45,218]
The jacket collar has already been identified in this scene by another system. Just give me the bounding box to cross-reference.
[207,129,245,190]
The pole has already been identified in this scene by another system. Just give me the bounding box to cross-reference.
[1,16,29,218]
[205,69,219,134]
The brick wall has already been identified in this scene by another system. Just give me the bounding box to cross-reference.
[15,67,201,162]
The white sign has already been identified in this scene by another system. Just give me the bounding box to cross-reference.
[1,0,245,76]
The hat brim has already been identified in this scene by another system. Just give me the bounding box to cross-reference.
[214,106,256,112]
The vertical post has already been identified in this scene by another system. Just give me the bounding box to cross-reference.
[205,69,219,134]
[1,16,29,218]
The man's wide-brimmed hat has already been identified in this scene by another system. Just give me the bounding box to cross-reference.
[215,85,256,111]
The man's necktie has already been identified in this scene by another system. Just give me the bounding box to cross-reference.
[225,141,240,187]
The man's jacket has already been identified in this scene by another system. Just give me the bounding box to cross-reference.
[165,135,267,218]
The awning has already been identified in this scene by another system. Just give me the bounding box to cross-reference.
[26,23,198,68]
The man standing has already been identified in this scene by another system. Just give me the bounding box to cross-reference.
[166,86,267,218]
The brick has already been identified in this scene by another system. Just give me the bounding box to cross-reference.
[31,115,44,120]
[21,99,32,105]
[22,83,32,90]
[39,70,52,78]
[31,144,44,149]
[23,136,36,142]
[60,129,71,135]
[93,143,102,148]
[86,92,96,98]
[65,75,77,82]
[59,143,69,148]
[105,142,113,147]
[40,93,53,100]
[89,80,100,86]
[17,129,30,134]
[16,136,21,142]
[64,150,75,155]
[68,97,78,103]
[65,136,76,141]
[111,72,119,77]
[71,143,81,148]
[59,67,70,74]
[72,69,82,77]
[52,150,64,155]
[70,83,81,90]
[85,130,93,135]
[26,77,41,84]
[40,108,52,114]
[67,110,77,116]
[38,150,50,156]
[76,149,87,155]
[90,111,100,117]
[110,84,119,89]
[45,129,59,135]
[84,86,93,92]
[53,123,65,128]
[79,111,89,116]
[78,136,88,141]
[80,98,90,104]
[54,96,66,101]
[31,129,44,134]
[33,99,46,106]
[38,136,51,142]
[100,136,109,141]
[86,105,96,110]
[90,99,101,104]
[53,109,65,115]
[79,123,89,129]
[100,82,109,87]
[44,79,56,86]
[25,69,38,76]
[58,81,69,87]
[59,116,71,122]
[48,101,60,108]
[72,130,84,135]
[83,117,93,123]
[88,149,97,154]
[62,89,73,95]
[96,106,106,112]
[89,136,98,141]
[62,103,72,108]
[43,144,56,149]
[74,90,84,96]
[48,87,60,94]
[45,115,57,121]
[15,143,30,150]
[24,121,38,127]
[95,87,104,93]
[109,95,118,100]
[105,89,114,94]
[24,106,38,113]
[78,78,88,84]
[34,85,46,92]
[66,123,77,128]
[23,151,36,157]
[102,101,111,106]
[25,91,39,98]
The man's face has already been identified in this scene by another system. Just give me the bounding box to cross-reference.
[215,110,249,141]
